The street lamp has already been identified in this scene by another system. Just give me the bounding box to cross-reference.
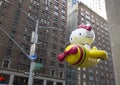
[2,0,39,85]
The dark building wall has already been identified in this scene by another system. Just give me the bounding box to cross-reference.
[0,0,67,84]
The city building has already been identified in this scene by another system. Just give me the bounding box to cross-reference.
[105,0,120,85]
[0,0,67,85]
[68,0,107,19]
[67,2,116,85]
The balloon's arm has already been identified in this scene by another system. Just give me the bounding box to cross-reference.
[89,48,108,60]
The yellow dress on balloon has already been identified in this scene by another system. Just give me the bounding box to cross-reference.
[58,44,108,68]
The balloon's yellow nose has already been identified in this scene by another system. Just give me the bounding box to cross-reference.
[74,37,77,40]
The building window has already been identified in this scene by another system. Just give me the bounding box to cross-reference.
[2,60,10,68]
[54,5,59,10]
[59,63,64,68]
[59,71,63,78]
[52,45,56,49]
[53,17,58,21]
[62,9,65,14]
[83,74,86,79]
[50,69,55,77]
[52,37,57,41]
[60,47,64,52]
[61,15,65,19]
[0,1,2,6]
[50,61,55,66]
[47,80,53,85]
[50,52,56,57]
[83,81,86,85]
[89,75,94,80]
[83,68,86,71]
[19,0,24,2]
[54,11,59,16]
[10,31,15,38]
[6,49,11,55]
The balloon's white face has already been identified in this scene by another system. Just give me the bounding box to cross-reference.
[69,28,95,45]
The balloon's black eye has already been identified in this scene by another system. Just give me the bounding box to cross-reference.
[79,33,81,35]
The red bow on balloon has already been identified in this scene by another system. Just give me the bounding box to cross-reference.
[77,24,92,31]
[57,46,78,62]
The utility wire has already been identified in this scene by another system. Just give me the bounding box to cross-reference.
[0,25,29,57]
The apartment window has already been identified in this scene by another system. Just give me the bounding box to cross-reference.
[53,17,58,21]
[83,68,86,71]
[55,0,59,2]
[54,5,59,10]
[19,0,24,2]
[83,81,86,85]
[96,70,98,74]
[50,61,55,66]
[47,80,53,85]
[9,40,13,47]
[12,21,18,28]
[39,58,46,64]
[89,75,94,80]
[52,37,57,41]
[10,31,16,38]
[21,43,29,50]
[60,47,64,52]
[47,21,50,25]
[23,35,27,40]
[89,69,93,73]
[59,63,64,68]
[81,12,84,16]
[61,9,65,14]
[96,75,99,82]
[29,4,32,9]
[54,11,59,16]
[0,1,2,6]
[45,6,48,10]
[83,74,86,79]
[81,8,84,11]
[59,71,63,78]
[81,17,84,21]
[52,45,56,49]
[6,49,11,55]
[50,69,55,77]
[60,40,65,45]
[50,52,56,57]
[2,60,10,68]
[61,15,65,19]
[61,21,65,25]
[30,0,33,2]
[24,27,28,32]
[40,49,47,55]
[98,37,100,40]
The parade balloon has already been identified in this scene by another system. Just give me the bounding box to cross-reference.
[57,24,108,68]
[58,44,108,68]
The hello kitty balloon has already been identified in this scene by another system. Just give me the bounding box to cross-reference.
[69,24,95,47]
[57,24,108,68]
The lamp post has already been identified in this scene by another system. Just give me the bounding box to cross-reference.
[28,20,39,85]
[2,0,39,85]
